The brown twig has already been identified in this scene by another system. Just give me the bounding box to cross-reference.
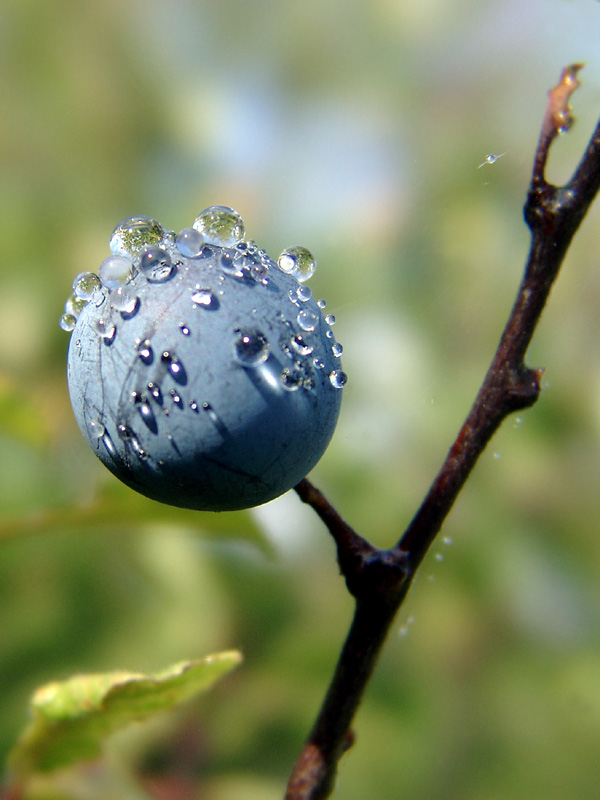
[287,64,600,799]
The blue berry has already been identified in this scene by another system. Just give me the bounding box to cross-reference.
[63,208,346,511]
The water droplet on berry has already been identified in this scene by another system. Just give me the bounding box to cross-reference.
[329,370,347,389]
[233,329,270,367]
[278,246,316,282]
[73,271,102,300]
[317,299,327,309]
[89,419,105,439]
[99,255,134,288]
[147,382,163,404]
[193,205,245,247]
[325,314,336,326]
[280,366,303,391]
[138,340,154,365]
[291,333,313,357]
[65,293,88,318]
[110,287,139,314]
[110,216,165,258]
[296,285,312,302]
[161,351,187,384]
[140,246,174,283]
[191,287,217,308]
[313,356,325,370]
[176,227,205,257]
[59,313,77,332]
[297,309,318,332]
[332,342,343,358]
[93,318,116,341]
[180,324,191,336]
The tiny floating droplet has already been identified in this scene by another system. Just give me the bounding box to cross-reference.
[191,287,217,308]
[176,227,205,257]
[193,205,245,247]
[59,313,77,332]
[329,370,347,389]
[140,246,174,283]
[110,215,165,258]
[278,246,316,282]
[73,271,102,300]
[110,286,139,314]
[233,329,270,367]
[99,255,134,288]
[297,309,318,332]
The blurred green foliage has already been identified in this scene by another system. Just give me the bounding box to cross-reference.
[2,0,600,798]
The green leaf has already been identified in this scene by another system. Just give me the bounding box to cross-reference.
[9,651,242,775]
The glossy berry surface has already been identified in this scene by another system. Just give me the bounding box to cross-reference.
[63,208,346,511]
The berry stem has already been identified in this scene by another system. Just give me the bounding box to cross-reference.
[286,64,600,800]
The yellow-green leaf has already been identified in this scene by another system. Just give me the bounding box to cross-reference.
[9,651,242,775]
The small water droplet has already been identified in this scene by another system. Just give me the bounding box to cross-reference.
[176,227,205,257]
[180,324,191,336]
[170,388,183,408]
[329,370,347,389]
[73,271,102,300]
[297,309,318,332]
[325,314,336,326]
[189,400,199,412]
[280,366,303,391]
[191,287,217,308]
[89,419,105,439]
[233,329,270,367]
[147,382,163,404]
[65,293,88,318]
[138,340,154,365]
[93,318,116,341]
[291,333,313,357]
[278,246,316,282]
[59,313,77,332]
[161,351,187,384]
[110,215,165,258]
[193,205,245,247]
[134,396,158,433]
[219,251,244,278]
[296,285,312,302]
[250,260,269,283]
[140,246,174,283]
[118,423,147,459]
[313,356,325,370]
[202,402,228,436]
[110,287,138,314]
[325,329,334,339]
[99,255,134,288]
[332,342,343,358]
[317,299,327,309]
[435,553,444,562]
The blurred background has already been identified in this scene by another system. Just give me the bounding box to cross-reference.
[2,0,600,797]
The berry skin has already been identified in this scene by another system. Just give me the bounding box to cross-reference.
[64,209,346,512]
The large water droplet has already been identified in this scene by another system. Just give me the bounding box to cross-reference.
[110,216,165,258]
[297,309,318,332]
[291,333,313,357]
[65,293,88,318]
[191,287,217,308]
[93,318,116,341]
[176,227,205,257]
[233,329,270,367]
[329,370,347,389]
[73,271,102,300]
[278,246,316,283]
[110,287,139,314]
[59,313,77,332]
[140,246,174,283]
[193,206,245,247]
[99,255,134,288]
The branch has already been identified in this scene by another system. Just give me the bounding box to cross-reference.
[286,64,600,800]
